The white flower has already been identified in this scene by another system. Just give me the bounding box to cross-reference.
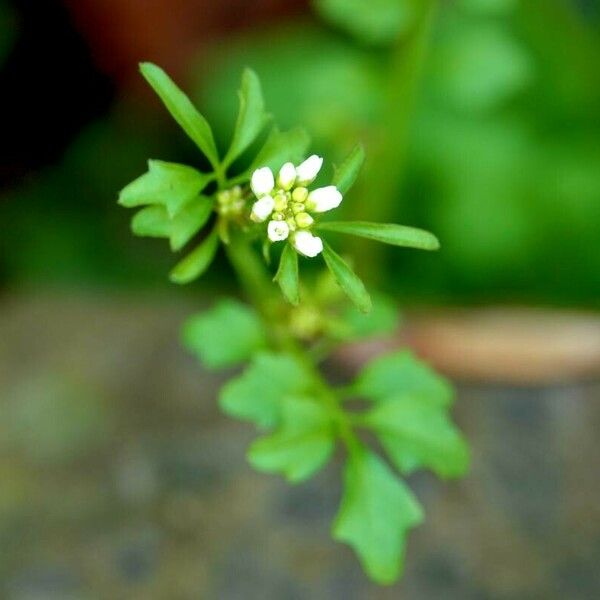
[251,196,275,222]
[251,167,275,197]
[293,231,323,258]
[277,162,296,191]
[306,186,343,213]
[295,155,323,185]
[267,220,290,242]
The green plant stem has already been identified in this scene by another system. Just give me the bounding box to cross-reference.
[348,0,437,283]
[225,235,361,455]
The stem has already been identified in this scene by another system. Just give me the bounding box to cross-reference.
[348,0,437,283]
[226,234,362,455]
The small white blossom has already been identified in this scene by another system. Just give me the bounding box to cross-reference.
[251,196,275,222]
[293,231,323,257]
[306,186,342,213]
[267,220,290,242]
[295,155,323,185]
[277,162,296,191]
[251,167,275,197]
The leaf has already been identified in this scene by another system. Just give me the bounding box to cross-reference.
[247,396,335,482]
[250,126,311,173]
[274,244,300,306]
[333,144,365,195]
[139,62,219,166]
[314,0,415,46]
[224,68,270,166]
[219,352,310,429]
[362,395,470,478]
[169,227,219,284]
[353,350,453,406]
[333,448,423,585]
[317,221,440,251]
[338,293,399,340]
[182,299,267,369]
[119,160,211,217]
[322,242,372,313]
[131,197,213,251]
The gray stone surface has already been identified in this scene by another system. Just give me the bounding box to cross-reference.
[0,292,598,599]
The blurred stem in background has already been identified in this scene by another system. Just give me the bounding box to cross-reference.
[348,0,437,285]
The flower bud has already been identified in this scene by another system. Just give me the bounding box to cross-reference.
[267,220,290,242]
[274,192,288,212]
[296,155,323,185]
[277,162,296,191]
[251,167,275,197]
[306,186,343,213]
[250,196,275,222]
[295,212,314,228]
[292,187,309,203]
[293,230,323,258]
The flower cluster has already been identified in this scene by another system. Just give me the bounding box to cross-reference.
[249,156,342,257]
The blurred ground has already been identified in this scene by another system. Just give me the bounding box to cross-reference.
[1,291,598,599]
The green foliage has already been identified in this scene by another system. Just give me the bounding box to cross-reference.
[248,396,335,483]
[314,0,415,46]
[274,244,300,306]
[219,353,309,429]
[354,350,453,406]
[332,144,366,195]
[140,63,219,166]
[249,127,311,174]
[169,227,219,284]
[322,242,372,313]
[318,221,440,250]
[337,293,400,340]
[362,395,469,478]
[333,448,423,584]
[182,299,267,368]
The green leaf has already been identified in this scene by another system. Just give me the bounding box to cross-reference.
[322,242,372,313]
[333,144,365,195]
[317,221,440,251]
[131,197,213,251]
[224,68,270,167]
[219,352,310,429]
[274,244,300,306]
[333,448,423,585]
[169,227,219,284]
[131,206,171,239]
[250,126,311,173]
[362,395,470,478]
[354,350,453,406]
[337,293,399,340]
[119,160,211,217]
[140,62,219,166]
[314,0,415,46]
[182,299,267,369]
[247,396,335,482]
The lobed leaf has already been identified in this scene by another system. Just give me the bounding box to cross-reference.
[274,244,300,306]
[333,448,423,585]
[219,352,310,429]
[247,396,335,483]
[169,227,219,284]
[322,242,372,313]
[140,63,219,166]
[362,395,470,478]
[182,299,267,369]
[353,350,453,406]
[224,68,271,167]
[317,221,440,251]
[119,160,211,217]
[332,144,365,195]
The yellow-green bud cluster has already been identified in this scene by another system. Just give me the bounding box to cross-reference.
[216,186,245,217]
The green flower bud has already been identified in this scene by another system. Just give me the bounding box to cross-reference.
[295,212,314,228]
[292,187,308,203]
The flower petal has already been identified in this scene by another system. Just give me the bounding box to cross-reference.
[251,196,275,222]
[267,220,290,242]
[307,186,343,213]
[296,155,323,185]
[293,230,323,258]
[251,167,275,197]
[277,162,297,191]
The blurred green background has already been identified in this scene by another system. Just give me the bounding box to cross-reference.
[1,0,599,598]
